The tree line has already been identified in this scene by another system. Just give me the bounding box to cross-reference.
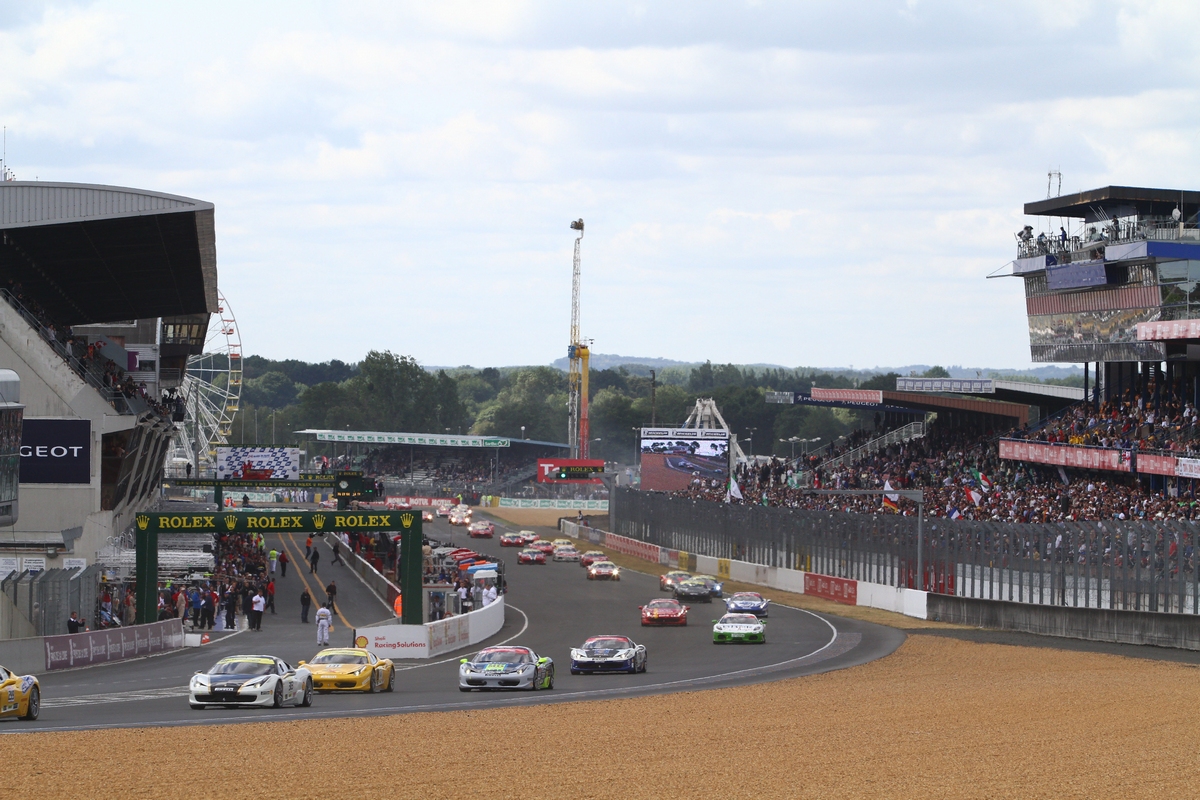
[229,353,952,462]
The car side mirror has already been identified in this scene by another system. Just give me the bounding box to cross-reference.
[638,606,644,610]
[460,658,468,664]
[712,620,718,624]
[297,660,306,666]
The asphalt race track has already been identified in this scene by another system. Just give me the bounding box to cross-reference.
[3,514,905,733]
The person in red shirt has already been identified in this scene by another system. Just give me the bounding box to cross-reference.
[266,579,276,614]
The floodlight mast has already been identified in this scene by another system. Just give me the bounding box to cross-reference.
[567,218,590,459]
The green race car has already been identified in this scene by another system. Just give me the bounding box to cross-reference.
[712,613,766,644]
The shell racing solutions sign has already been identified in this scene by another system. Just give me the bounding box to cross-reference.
[134,511,420,533]
[361,624,430,656]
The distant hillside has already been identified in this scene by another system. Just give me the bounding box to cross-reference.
[549,353,696,371]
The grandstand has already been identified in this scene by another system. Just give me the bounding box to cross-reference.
[0,181,217,580]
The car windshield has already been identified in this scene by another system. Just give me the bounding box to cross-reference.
[521,549,539,554]
[647,600,679,609]
[310,652,368,665]
[474,649,532,664]
[732,593,763,602]
[585,638,631,650]
[722,615,759,625]
[209,659,275,675]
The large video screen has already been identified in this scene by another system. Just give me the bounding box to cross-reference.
[216,447,301,480]
[639,428,729,492]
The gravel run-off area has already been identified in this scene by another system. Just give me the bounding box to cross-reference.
[2,634,1199,798]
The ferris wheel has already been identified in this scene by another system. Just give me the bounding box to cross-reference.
[171,290,242,477]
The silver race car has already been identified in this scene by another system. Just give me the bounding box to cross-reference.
[189,655,313,709]
[459,646,555,691]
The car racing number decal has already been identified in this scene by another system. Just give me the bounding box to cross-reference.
[19,676,34,693]
[484,663,507,673]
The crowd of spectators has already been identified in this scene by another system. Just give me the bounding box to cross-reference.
[1010,385,1200,456]
[363,445,531,488]
[675,414,1200,525]
[0,280,184,420]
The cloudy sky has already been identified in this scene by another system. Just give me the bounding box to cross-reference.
[2,1,1198,371]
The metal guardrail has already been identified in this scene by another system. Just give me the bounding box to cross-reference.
[792,420,926,485]
[613,487,1200,615]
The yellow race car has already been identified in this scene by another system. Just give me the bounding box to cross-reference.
[0,663,40,720]
[299,648,395,693]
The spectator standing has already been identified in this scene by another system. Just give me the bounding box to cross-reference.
[300,588,312,623]
[305,535,313,558]
[250,589,265,631]
[331,540,343,565]
[325,580,338,613]
[268,547,278,575]
[67,611,83,633]
[309,547,320,573]
[482,583,498,606]
[279,549,289,577]
[266,579,276,614]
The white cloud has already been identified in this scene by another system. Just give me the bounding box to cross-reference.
[2,1,1200,370]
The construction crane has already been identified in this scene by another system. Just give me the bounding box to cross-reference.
[567,218,590,460]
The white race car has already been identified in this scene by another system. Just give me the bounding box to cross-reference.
[712,613,766,644]
[552,546,580,562]
[189,655,313,709]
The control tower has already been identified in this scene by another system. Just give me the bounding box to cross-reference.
[1009,185,1200,400]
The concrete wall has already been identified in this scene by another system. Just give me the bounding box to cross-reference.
[0,635,45,675]
[927,594,1200,650]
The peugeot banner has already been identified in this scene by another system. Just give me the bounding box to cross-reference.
[19,418,91,484]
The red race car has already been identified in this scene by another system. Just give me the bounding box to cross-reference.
[517,548,547,565]
[640,598,689,626]
[659,571,692,591]
[518,530,539,544]
[579,550,608,568]
[530,540,555,555]
[467,521,495,538]
[499,532,524,547]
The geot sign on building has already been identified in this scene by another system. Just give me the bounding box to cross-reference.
[19,418,90,484]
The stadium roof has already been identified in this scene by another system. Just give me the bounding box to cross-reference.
[1024,185,1200,221]
[0,181,218,324]
[296,429,569,449]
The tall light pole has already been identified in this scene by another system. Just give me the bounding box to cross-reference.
[745,427,756,457]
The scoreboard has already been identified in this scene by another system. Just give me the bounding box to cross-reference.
[537,459,604,483]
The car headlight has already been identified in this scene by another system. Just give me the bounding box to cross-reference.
[616,650,633,659]
[570,649,586,659]
[243,677,270,688]
[190,676,209,688]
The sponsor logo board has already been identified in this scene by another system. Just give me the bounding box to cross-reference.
[804,573,857,605]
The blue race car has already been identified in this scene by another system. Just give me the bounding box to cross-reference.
[569,635,647,674]
[724,591,769,617]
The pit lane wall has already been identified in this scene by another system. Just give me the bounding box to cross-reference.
[354,597,505,660]
[0,618,185,675]
[560,521,929,620]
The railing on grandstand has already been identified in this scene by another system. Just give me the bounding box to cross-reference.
[791,420,927,486]
[1015,219,1200,260]
[614,487,1200,615]
[0,289,151,416]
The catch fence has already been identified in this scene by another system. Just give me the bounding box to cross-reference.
[613,488,1200,614]
[0,565,105,636]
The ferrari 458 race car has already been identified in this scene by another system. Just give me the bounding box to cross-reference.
[189,655,313,709]
[712,613,766,644]
[531,540,555,555]
[659,570,691,591]
[0,664,40,720]
[499,532,524,547]
[640,598,689,626]
[586,561,620,580]
[468,521,495,538]
[299,648,394,693]
[518,530,539,544]
[569,635,647,674]
[459,646,554,691]
[692,575,725,598]
[674,578,715,603]
[449,513,469,526]
[551,538,573,549]
[422,510,435,522]
[579,550,608,568]
[435,505,452,518]
[517,548,546,564]
[725,591,769,617]
[552,546,580,562]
